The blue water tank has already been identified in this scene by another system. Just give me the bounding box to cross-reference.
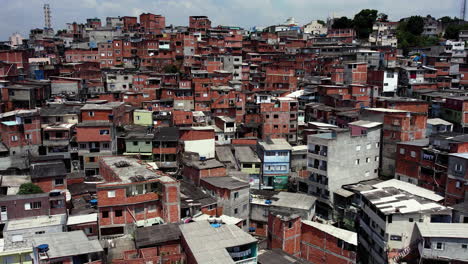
[265,200,272,205]
[37,244,49,253]
[90,199,98,205]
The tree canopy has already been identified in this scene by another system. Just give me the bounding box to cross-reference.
[353,9,379,39]
[18,183,43,195]
[332,16,353,29]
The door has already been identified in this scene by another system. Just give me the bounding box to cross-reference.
[1,206,7,221]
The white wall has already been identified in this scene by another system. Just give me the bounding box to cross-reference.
[184,139,215,159]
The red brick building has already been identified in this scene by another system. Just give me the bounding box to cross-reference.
[97,156,180,237]
[267,213,357,263]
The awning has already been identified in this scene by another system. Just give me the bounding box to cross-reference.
[334,188,354,198]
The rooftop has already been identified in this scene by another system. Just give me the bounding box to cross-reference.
[416,222,468,239]
[427,118,453,126]
[233,146,260,163]
[67,213,98,226]
[302,220,357,245]
[361,179,448,215]
[135,223,181,248]
[30,161,67,179]
[5,214,66,231]
[258,249,309,264]
[258,138,292,151]
[184,158,225,170]
[179,221,257,264]
[32,231,103,259]
[251,191,316,211]
[81,101,125,110]
[349,120,382,128]
[201,176,249,190]
[99,156,175,184]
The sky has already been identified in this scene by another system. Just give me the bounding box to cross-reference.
[0,0,461,40]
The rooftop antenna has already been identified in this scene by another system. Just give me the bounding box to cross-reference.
[44,4,52,29]
[462,0,467,21]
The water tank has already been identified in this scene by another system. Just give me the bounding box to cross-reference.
[37,244,49,253]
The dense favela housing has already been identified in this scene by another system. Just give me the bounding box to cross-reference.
[1,3,468,264]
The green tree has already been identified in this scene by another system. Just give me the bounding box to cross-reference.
[18,183,43,195]
[443,22,468,39]
[353,9,378,39]
[332,16,353,29]
[406,16,425,36]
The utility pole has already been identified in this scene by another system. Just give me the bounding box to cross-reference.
[461,0,466,21]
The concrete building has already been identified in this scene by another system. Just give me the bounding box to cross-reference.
[303,21,327,36]
[357,179,452,264]
[179,126,215,159]
[179,221,258,264]
[31,231,103,264]
[257,138,293,191]
[426,118,453,136]
[415,223,468,263]
[200,176,250,228]
[446,153,468,205]
[234,146,261,188]
[0,214,66,264]
[360,108,427,177]
[249,191,316,237]
[299,120,381,219]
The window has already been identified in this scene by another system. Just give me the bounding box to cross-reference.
[11,135,18,142]
[436,242,444,250]
[410,151,416,158]
[462,244,467,249]
[25,134,32,140]
[55,178,64,186]
[133,141,138,146]
[356,145,361,151]
[375,156,379,162]
[108,191,115,198]
[24,118,32,124]
[89,157,95,162]
[366,157,370,163]
[103,143,109,148]
[234,208,238,214]
[135,207,144,215]
[148,204,156,212]
[102,211,109,218]
[365,171,370,177]
[400,148,405,155]
[355,159,360,165]
[456,181,462,189]
[409,218,414,222]
[390,235,402,241]
[234,192,239,199]
[35,231,45,235]
[273,114,279,119]
[366,143,371,150]
[84,227,93,234]
[455,164,463,172]
[88,112,94,117]
[288,222,293,228]
[115,210,123,217]
[25,201,41,210]
[376,142,380,148]
[100,130,110,135]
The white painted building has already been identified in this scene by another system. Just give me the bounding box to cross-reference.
[303,21,327,36]
[357,179,452,264]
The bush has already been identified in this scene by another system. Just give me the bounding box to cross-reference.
[18,183,44,195]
